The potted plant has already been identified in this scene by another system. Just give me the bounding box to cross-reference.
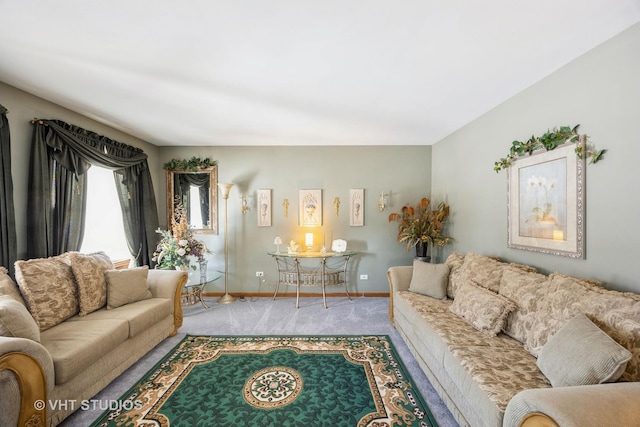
[388,197,451,262]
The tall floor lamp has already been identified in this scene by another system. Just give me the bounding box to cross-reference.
[218,182,236,304]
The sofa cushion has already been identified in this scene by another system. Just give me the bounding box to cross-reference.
[408,260,450,299]
[395,290,453,314]
[446,345,550,414]
[525,273,640,382]
[14,254,79,331]
[69,298,172,337]
[0,295,40,342]
[40,317,129,384]
[499,268,551,344]
[69,251,114,316]
[0,267,25,305]
[105,266,152,309]
[444,252,465,298]
[459,252,537,294]
[397,292,521,349]
[537,313,632,387]
[450,281,516,336]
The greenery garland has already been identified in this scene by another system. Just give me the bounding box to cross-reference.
[493,125,606,173]
[163,157,217,171]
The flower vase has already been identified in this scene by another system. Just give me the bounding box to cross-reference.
[414,241,431,263]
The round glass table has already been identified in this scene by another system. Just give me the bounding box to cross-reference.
[181,272,222,309]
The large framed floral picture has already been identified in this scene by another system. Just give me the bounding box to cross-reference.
[507,143,585,258]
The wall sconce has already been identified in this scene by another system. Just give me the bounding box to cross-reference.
[378,190,388,212]
[305,233,314,252]
[240,193,248,215]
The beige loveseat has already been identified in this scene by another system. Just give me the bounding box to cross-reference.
[388,252,640,427]
[0,252,187,427]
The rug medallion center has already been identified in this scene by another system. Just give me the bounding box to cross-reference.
[243,366,303,409]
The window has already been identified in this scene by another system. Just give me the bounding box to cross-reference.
[80,166,130,263]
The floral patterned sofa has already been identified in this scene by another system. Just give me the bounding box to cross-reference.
[388,252,640,427]
[0,252,187,427]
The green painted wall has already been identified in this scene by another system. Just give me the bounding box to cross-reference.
[432,23,640,293]
[159,145,432,294]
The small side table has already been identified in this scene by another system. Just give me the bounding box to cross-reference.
[181,273,222,309]
[267,251,357,309]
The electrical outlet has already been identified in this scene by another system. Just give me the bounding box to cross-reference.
[256,271,264,277]
[359,274,368,280]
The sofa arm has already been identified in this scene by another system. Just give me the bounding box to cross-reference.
[387,266,413,320]
[503,382,640,427]
[147,269,188,335]
[0,336,54,427]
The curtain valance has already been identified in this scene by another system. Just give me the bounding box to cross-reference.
[27,119,159,265]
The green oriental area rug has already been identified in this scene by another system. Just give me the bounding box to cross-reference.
[91,335,438,427]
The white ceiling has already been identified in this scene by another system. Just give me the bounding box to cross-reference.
[1,1,639,147]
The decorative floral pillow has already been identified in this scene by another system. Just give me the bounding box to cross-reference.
[444,252,465,298]
[14,254,78,331]
[459,252,537,293]
[69,252,114,316]
[450,280,516,336]
[499,267,551,343]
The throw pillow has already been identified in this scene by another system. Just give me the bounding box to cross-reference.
[498,267,551,344]
[0,295,40,342]
[449,280,516,336]
[105,266,152,309]
[408,260,450,299]
[459,252,538,294]
[0,267,25,304]
[537,313,632,387]
[14,254,79,331]
[69,252,114,315]
[444,252,465,298]
[459,252,506,293]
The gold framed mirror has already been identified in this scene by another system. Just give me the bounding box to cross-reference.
[166,166,218,234]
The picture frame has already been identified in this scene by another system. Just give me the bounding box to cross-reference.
[299,189,322,227]
[349,189,364,226]
[257,189,272,227]
[507,143,585,258]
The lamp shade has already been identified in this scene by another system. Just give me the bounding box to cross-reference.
[218,182,234,198]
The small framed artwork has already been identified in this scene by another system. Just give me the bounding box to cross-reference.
[507,143,585,258]
[299,189,322,227]
[257,189,272,227]
[350,189,364,226]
